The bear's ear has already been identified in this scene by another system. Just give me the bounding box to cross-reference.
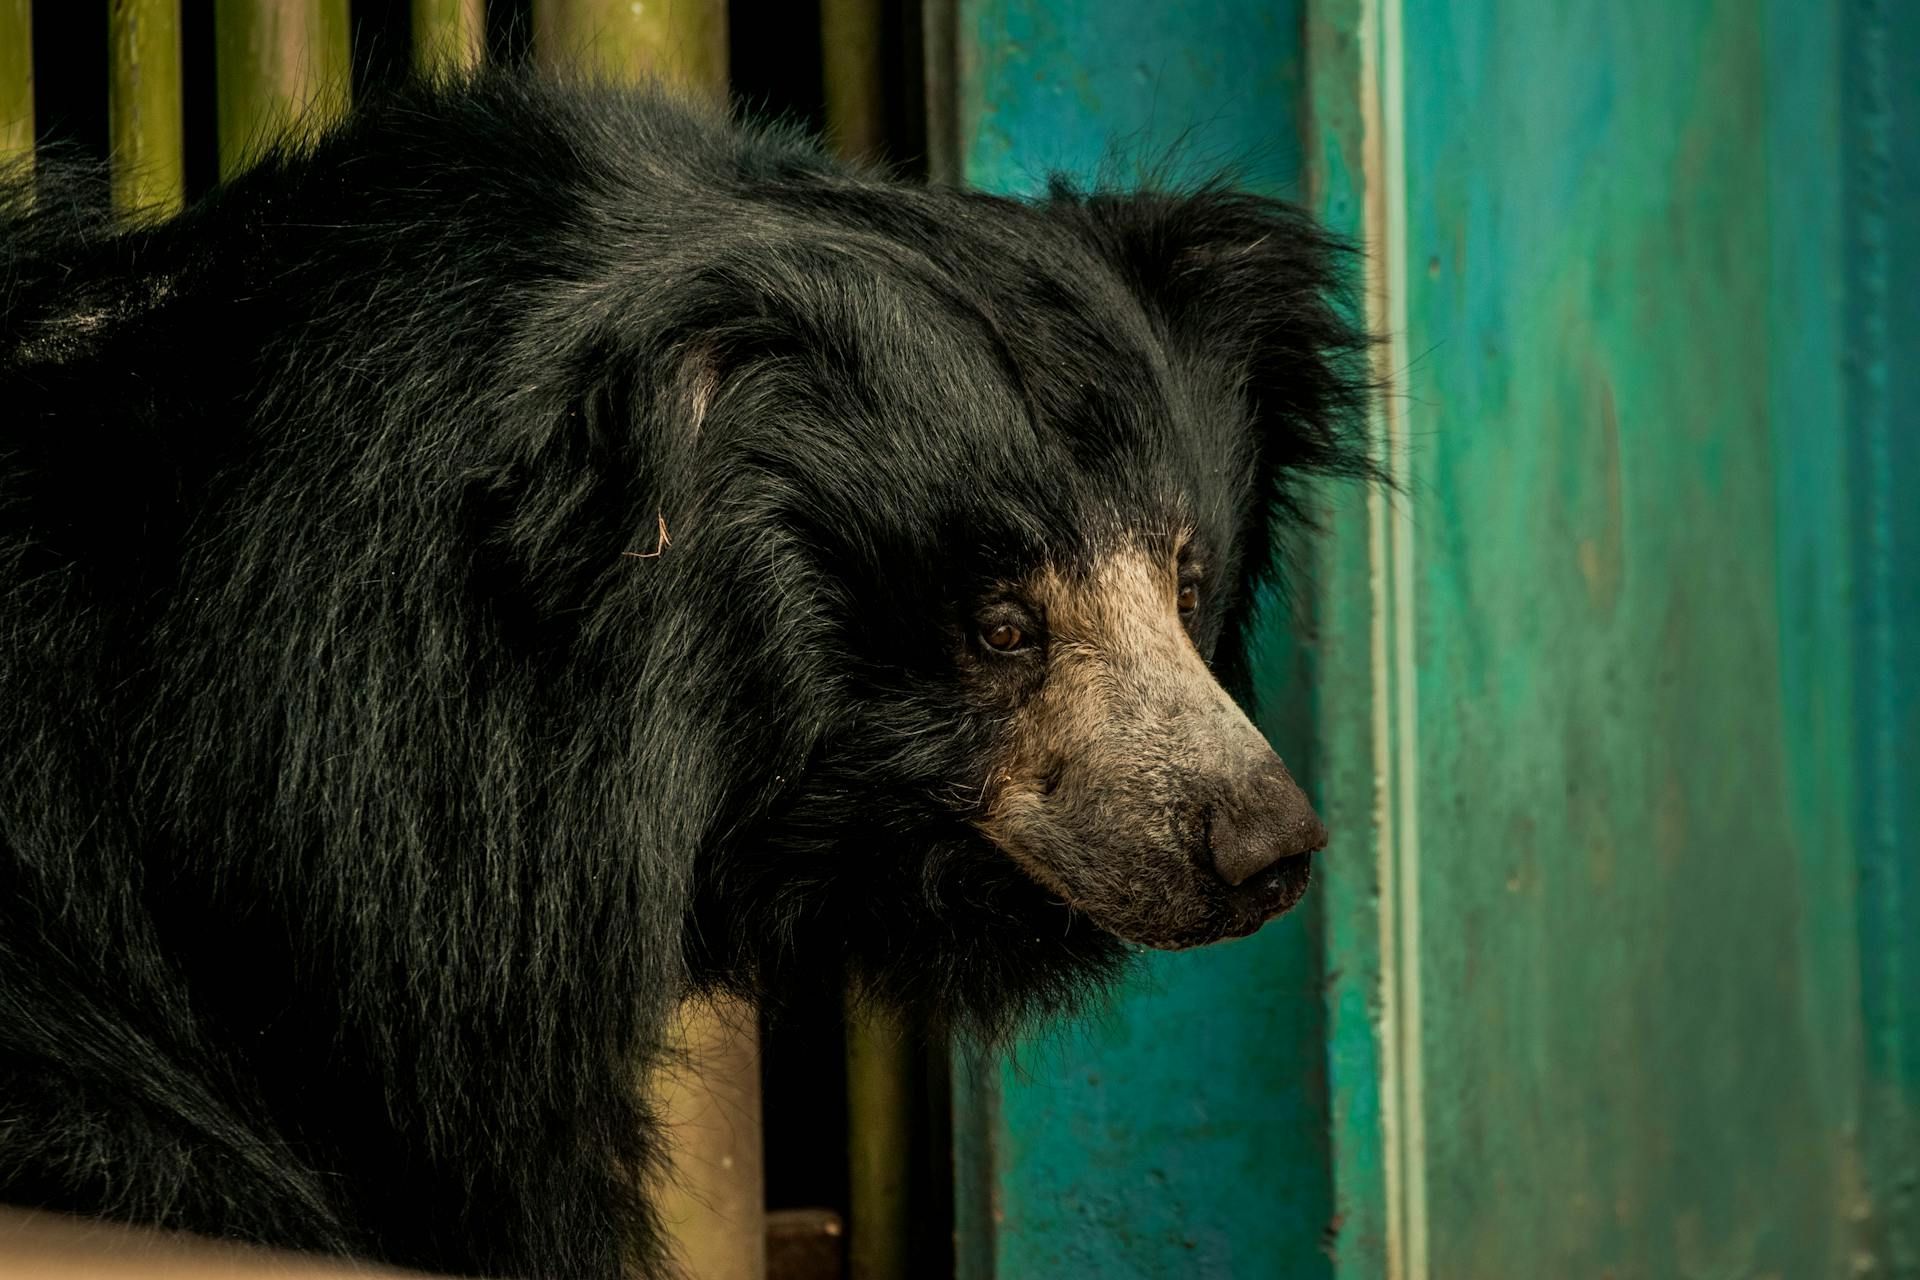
[1049,182,1378,516]
[1047,184,1381,694]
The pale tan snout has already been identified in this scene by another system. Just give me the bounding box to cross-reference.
[1181,633,1327,887]
[976,548,1327,948]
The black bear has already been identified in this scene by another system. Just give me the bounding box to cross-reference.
[0,74,1371,1278]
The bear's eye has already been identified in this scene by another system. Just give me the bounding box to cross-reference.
[983,622,1027,652]
[1177,583,1200,616]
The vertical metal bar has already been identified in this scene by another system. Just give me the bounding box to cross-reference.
[413,0,485,79]
[531,0,727,104]
[0,0,31,167]
[109,0,186,219]
[649,995,766,1280]
[214,0,351,180]
[821,0,883,162]
[844,1003,910,1280]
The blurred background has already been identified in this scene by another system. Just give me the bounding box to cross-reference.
[8,1,1915,1277]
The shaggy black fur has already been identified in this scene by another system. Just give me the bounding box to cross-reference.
[0,74,1370,1278]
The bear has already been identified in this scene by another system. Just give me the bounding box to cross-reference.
[0,73,1372,1278]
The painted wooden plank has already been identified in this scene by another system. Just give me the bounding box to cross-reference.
[1312,0,1915,1274]
[532,0,727,104]
[0,0,30,166]
[1835,0,1920,1267]
[109,0,186,220]
[213,0,350,180]
[413,0,486,79]
[1300,2,1397,1274]
[946,4,1338,1277]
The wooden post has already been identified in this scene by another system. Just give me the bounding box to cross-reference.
[821,0,884,162]
[0,0,31,168]
[531,0,727,104]
[214,0,351,180]
[844,1002,912,1280]
[413,0,486,80]
[650,995,766,1280]
[109,0,186,219]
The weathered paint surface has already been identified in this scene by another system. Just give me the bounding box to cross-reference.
[1834,1,1920,1268]
[1300,3,1396,1274]
[955,0,1308,200]
[948,4,1338,1278]
[1313,0,1919,1276]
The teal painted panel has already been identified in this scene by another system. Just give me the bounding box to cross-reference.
[956,0,1307,199]
[1310,0,1915,1275]
[1294,11,1393,1277]
[1399,2,1862,1274]
[947,4,1337,1277]
[1839,0,1920,1267]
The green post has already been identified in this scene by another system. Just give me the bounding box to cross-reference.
[109,0,186,220]
[0,0,31,168]
[413,0,486,80]
[844,1003,910,1280]
[214,0,351,180]
[532,0,727,104]
[821,0,883,162]
[650,996,767,1280]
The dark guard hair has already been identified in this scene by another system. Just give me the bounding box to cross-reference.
[0,74,1371,1279]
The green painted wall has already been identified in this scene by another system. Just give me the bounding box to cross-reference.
[947,4,1338,1279]
[1311,0,1918,1276]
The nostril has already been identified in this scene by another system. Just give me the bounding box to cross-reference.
[1206,802,1328,888]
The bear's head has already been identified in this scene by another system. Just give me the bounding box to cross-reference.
[624,180,1373,1029]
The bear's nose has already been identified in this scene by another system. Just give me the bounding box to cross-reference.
[1206,759,1328,887]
